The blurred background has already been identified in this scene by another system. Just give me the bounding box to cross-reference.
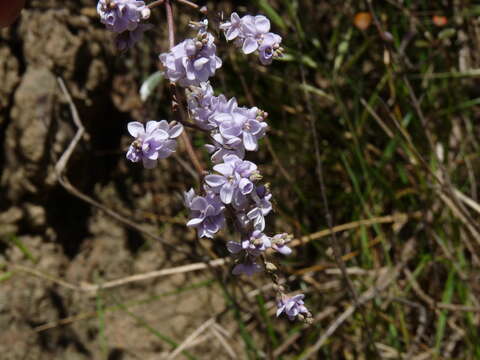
[1,0,480,359]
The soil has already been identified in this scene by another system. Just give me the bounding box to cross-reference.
[0,2,239,359]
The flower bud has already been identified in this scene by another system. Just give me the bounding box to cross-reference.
[250,171,263,182]
[141,7,151,20]
[253,238,263,247]
[265,262,277,272]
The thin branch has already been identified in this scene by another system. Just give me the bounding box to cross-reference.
[166,318,215,359]
[175,0,199,10]
[164,0,205,175]
[12,212,415,295]
[55,78,86,175]
[55,77,191,256]
[147,0,165,9]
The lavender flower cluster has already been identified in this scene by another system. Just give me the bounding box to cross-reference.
[160,23,222,87]
[97,2,311,323]
[126,120,183,168]
[220,12,284,65]
[97,0,152,50]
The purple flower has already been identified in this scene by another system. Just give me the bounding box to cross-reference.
[160,29,222,87]
[97,0,150,33]
[154,120,184,158]
[271,233,292,255]
[204,154,257,204]
[185,189,225,238]
[219,12,242,41]
[115,23,153,51]
[220,12,283,65]
[247,185,273,231]
[227,231,270,276]
[243,230,271,254]
[205,139,246,164]
[227,243,261,276]
[276,294,310,321]
[258,33,283,65]
[239,15,271,54]
[126,120,183,168]
[212,106,268,152]
[187,83,237,130]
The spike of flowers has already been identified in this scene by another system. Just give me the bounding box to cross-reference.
[102,5,312,322]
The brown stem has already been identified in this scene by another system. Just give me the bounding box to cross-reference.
[165,0,175,47]
[147,0,165,9]
[164,0,205,175]
[175,0,199,10]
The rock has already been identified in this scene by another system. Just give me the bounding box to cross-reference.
[1,67,57,201]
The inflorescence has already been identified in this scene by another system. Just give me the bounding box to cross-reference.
[97,0,311,324]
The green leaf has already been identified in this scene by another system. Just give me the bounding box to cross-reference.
[435,270,455,352]
[140,71,164,102]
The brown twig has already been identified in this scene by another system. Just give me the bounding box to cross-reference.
[55,78,190,256]
[175,0,199,10]
[404,269,480,313]
[147,0,165,9]
[164,0,205,175]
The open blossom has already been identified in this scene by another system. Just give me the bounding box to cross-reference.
[227,233,266,277]
[228,230,270,256]
[205,140,246,164]
[185,189,225,238]
[187,83,268,155]
[271,233,293,255]
[186,83,237,131]
[276,294,311,321]
[205,154,257,204]
[126,120,183,168]
[247,185,272,231]
[220,12,283,65]
[215,106,268,152]
[97,0,151,33]
[160,28,222,87]
[258,32,283,65]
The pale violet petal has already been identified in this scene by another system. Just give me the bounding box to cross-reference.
[127,122,145,138]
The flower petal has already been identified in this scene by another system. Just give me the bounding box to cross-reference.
[220,182,235,204]
[187,217,204,227]
[146,120,159,134]
[205,174,226,188]
[127,122,145,138]
[242,37,259,54]
[243,132,258,151]
[194,57,209,70]
[168,124,184,138]
[255,16,270,33]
